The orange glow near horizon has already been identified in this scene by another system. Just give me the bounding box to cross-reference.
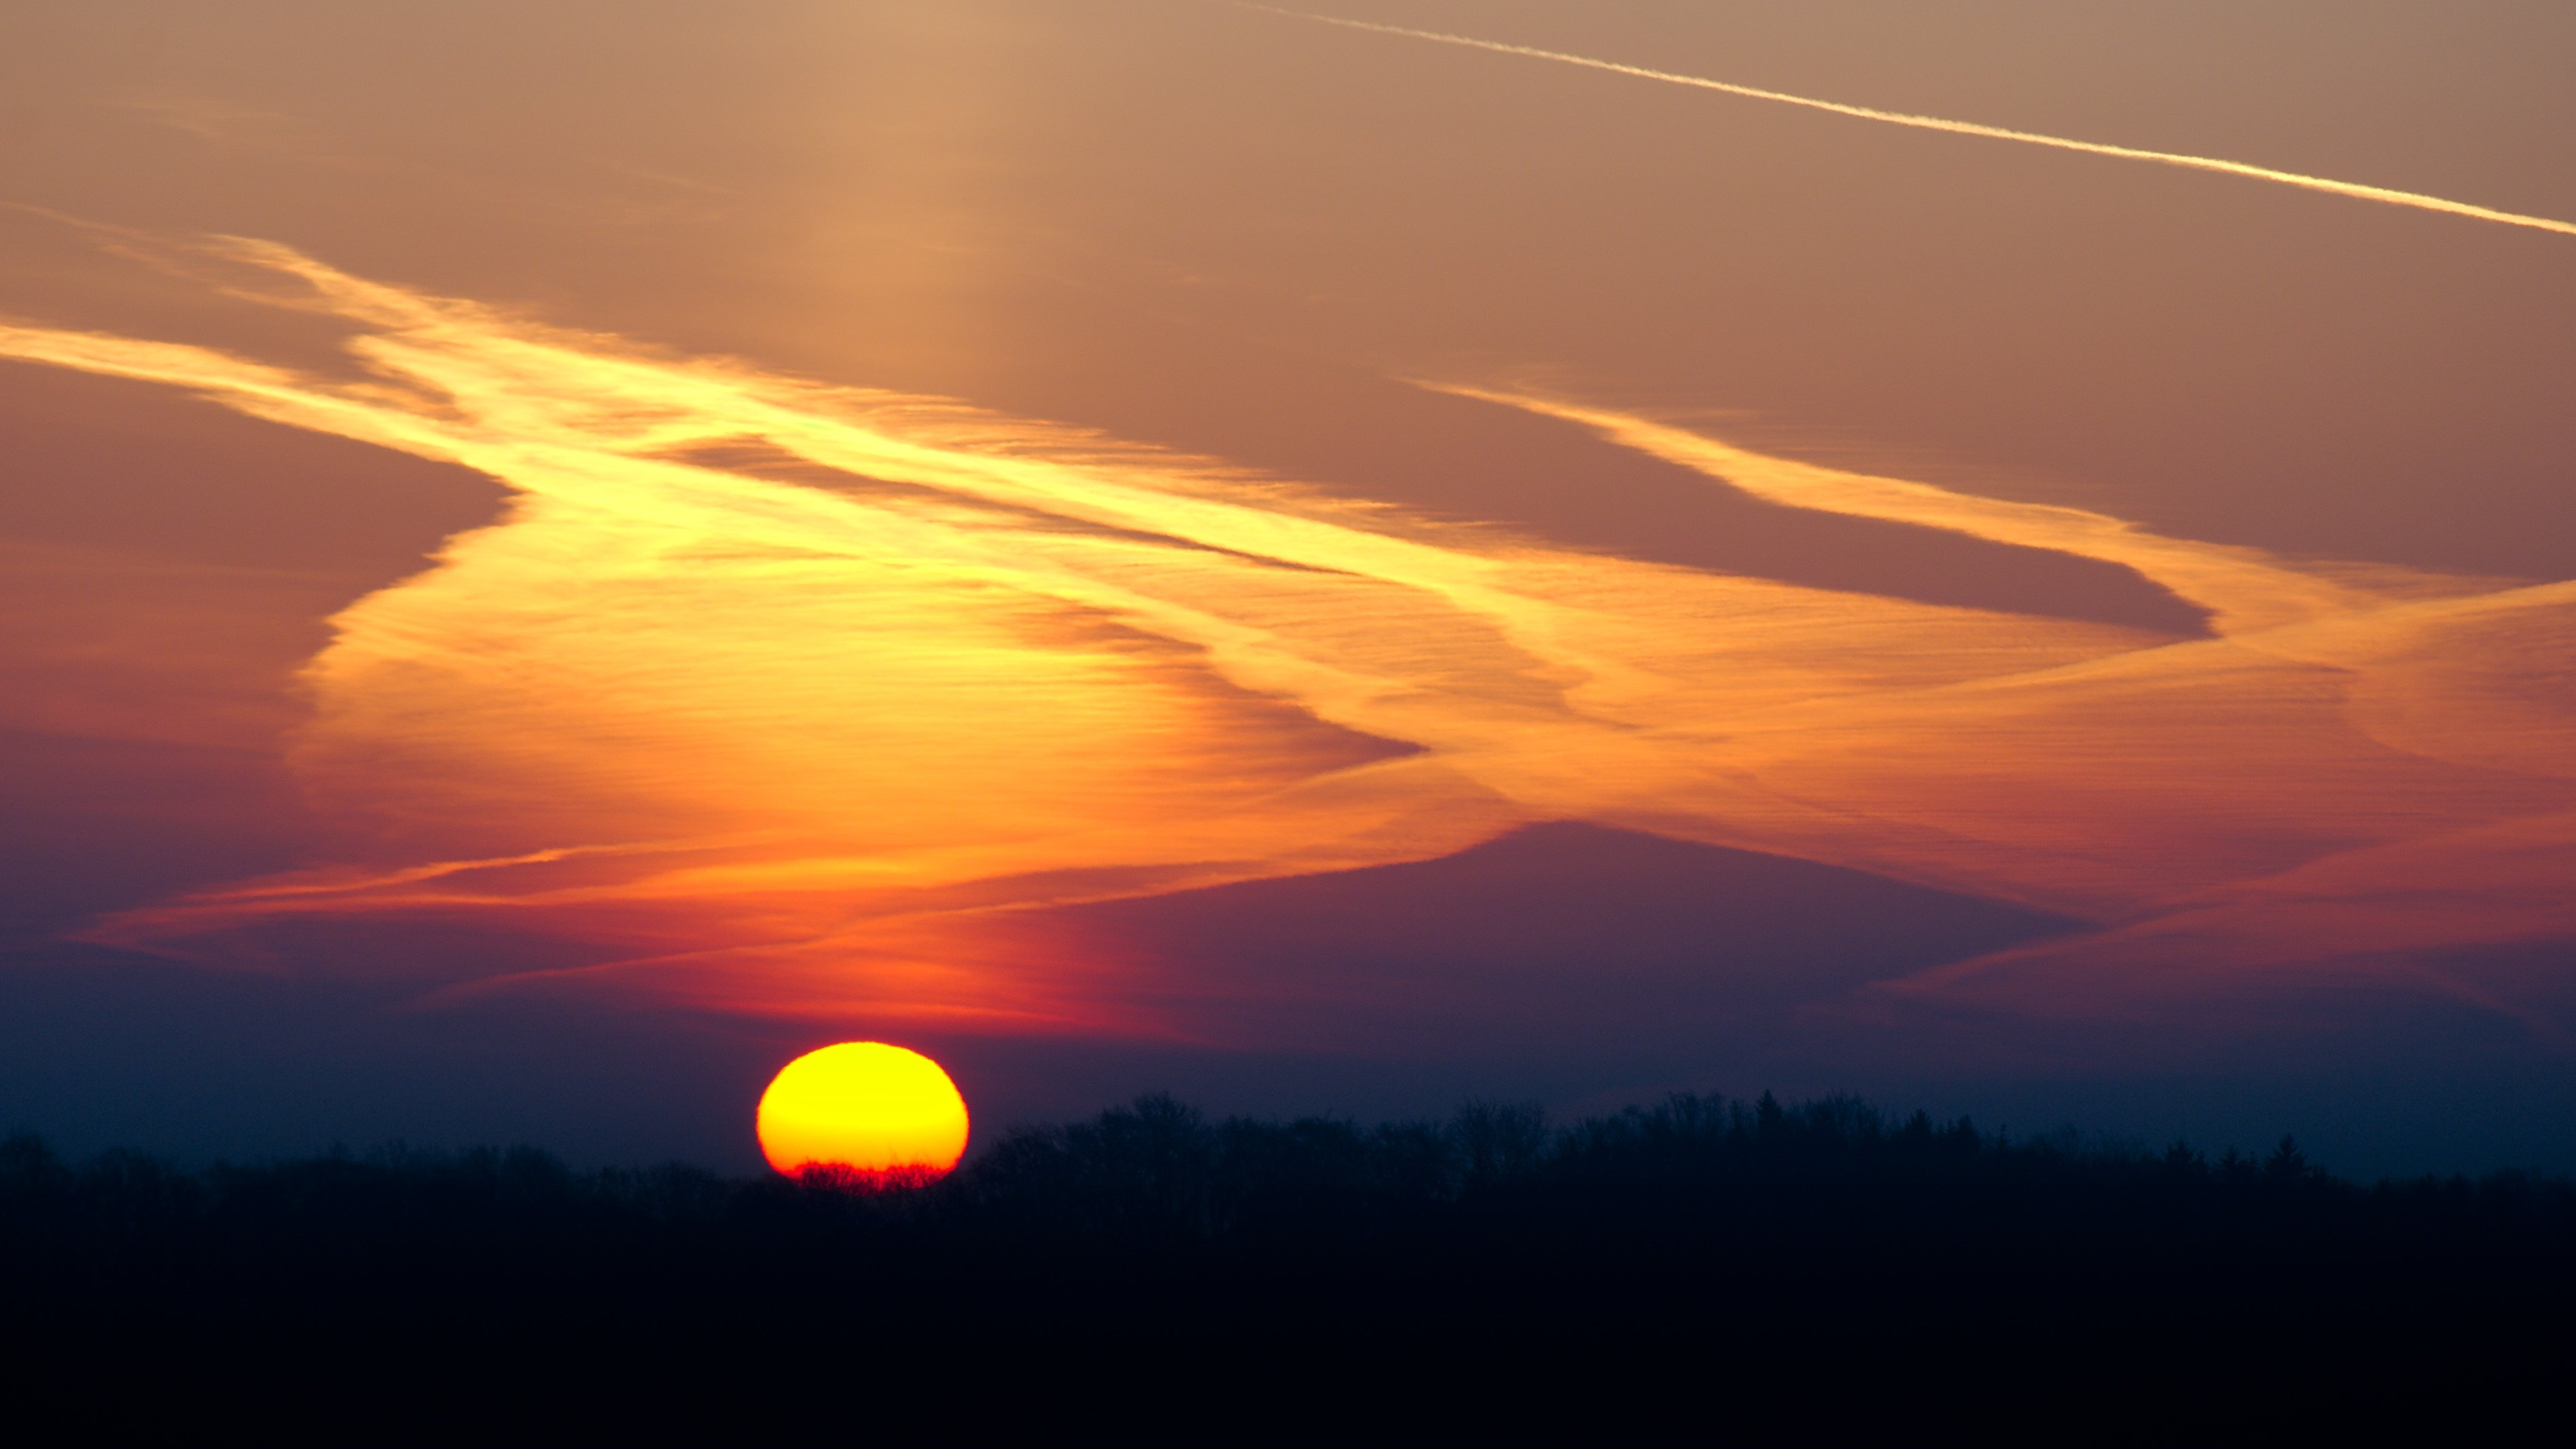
[755,1042,969,1179]
[4,236,2572,1035]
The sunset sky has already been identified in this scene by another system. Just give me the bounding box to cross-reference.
[4,0,2572,1175]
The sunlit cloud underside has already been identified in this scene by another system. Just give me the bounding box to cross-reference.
[6,239,2572,1035]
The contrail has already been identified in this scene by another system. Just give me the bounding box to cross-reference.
[1247,6,2576,240]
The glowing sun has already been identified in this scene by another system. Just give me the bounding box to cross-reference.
[755,1042,970,1179]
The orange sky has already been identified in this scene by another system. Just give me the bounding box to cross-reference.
[3,1,2572,1162]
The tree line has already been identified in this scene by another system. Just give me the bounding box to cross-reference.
[9,1090,2572,1291]
[7,1092,2572,1435]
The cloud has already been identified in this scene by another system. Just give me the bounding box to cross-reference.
[3,238,2571,1043]
[1249,7,2576,240]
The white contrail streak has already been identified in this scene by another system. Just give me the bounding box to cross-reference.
[1248,6,2576,240]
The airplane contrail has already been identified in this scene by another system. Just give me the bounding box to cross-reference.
[1247,6,2576,240]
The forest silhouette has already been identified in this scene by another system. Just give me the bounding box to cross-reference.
[9,1091,2573,1435]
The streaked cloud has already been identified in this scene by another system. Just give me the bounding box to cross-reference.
[1251,7,2576,240]
[4,238,2570,1037]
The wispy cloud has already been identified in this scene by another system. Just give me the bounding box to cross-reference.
[1248,7,2576,240]
[5,237,2571,1036]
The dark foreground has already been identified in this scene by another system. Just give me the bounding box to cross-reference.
[9,1093,2573,1439]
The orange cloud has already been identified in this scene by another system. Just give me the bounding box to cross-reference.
[5,238,2569,1037]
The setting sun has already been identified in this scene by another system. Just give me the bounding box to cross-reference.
[755,1043,970,1179]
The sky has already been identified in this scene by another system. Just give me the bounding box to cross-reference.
[3,0,2572,1177]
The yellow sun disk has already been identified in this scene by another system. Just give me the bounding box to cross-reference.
[755,1042,969,1176]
